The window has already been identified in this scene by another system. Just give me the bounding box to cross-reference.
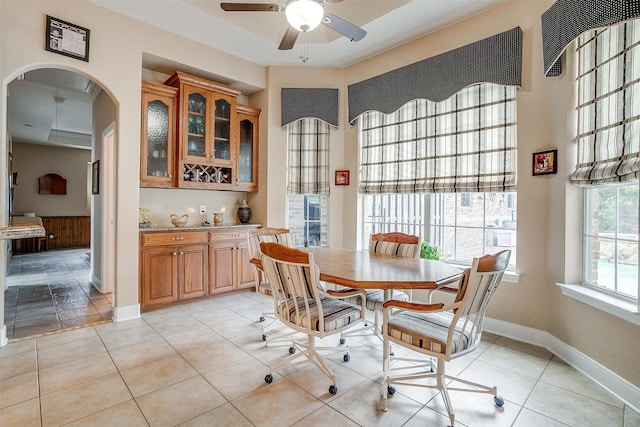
[584,185,639,300]
[358,83,517,267]
[574,21,640,302]
[430,192,517,268]
[287,194,328,247]
[286,118,330,247]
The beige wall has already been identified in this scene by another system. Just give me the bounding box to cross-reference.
[1,0,638,390]
[11,142,90,216]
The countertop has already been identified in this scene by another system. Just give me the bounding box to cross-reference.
[140,223,261,232]
[0,216,46,240]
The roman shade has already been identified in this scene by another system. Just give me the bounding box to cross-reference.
[281,88,339,127]
[542,0,640,77]
[287,118,331,195]
[347,27,522,124]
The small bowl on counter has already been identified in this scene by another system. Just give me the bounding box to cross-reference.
[170,214,188,227]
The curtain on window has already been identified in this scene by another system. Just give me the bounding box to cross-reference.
[541,0,640,77]
[287,118,330,195]
[359,84,516,194]
[571,20,640,185]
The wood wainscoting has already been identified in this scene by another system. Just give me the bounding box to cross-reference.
[41,216,90,249]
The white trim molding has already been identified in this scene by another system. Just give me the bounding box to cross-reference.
[113,304,140,322]
[0,324,7,347]
[485,317,640,413]
[556,283,640,326]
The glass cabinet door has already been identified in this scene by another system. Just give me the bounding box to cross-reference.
[238,118,254,183]
[146,99,171,178]
[187,91,207,158]
[141,81,176,188]
[213,98,231,160]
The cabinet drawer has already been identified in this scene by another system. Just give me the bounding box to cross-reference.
[208,228,252,242]
[142,231,208,247]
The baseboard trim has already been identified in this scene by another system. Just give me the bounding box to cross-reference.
[0,325,7,347]
[113,304,140,322]
[484,317,639,413]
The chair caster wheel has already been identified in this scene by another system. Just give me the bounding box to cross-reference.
[387,385,396,395]
[289,346,296,354]
[494,395,504,407]
[329,384,338,395]
[265,374,273,384]
[339,337,346,345]
[343,353,350,362]
[262,334,267,341]
[259,316,265,322]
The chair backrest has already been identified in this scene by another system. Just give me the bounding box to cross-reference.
[447,250,511,356]
[247,227,294,259]
[370,232,420,258]
[260,241,325,331]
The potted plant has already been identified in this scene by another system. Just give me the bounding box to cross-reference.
[420,241,443,260]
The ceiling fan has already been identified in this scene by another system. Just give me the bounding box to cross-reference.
[220,0,367,50]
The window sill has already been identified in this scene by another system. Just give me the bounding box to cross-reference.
[556,283,640,326]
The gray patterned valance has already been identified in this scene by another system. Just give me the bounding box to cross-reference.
[347,27,522,124]
[281,88,339,127]
[542,0,640,77]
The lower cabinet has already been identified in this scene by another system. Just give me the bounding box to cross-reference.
[140,231,208,309]
[209,229,255,295]
[140,226,257,310]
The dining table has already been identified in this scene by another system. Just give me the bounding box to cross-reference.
[251,246,462,292]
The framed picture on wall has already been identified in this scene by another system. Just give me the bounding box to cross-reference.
[532,149,558,176]
[45,15,90,62]
[92,160,100,194]
[335,170,350,186]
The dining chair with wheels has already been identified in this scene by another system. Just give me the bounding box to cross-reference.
[341,232,420,343]
[381,250,511,427]
[247,227,295,345]
[260,241,367,395]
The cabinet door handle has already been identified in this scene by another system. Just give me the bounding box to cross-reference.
[172,237,184,241]
[180,251,184,255]
[168,174,172,178]
[173,252,177,256]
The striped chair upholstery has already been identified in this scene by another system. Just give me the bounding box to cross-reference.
[260,242,367,394]
[247,228,294,297]
[381,251,512,426]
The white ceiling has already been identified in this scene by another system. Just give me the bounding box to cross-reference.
[8,0,505,149]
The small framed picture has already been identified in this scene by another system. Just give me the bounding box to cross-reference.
[45,15,90,62]
[532,149,557,176]
[335,170,350,186]
[92,160,100,194]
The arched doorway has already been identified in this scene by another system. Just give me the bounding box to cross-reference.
[4,67,117,339]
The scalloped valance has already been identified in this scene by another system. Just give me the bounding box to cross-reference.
[281,88,339,127]
[542,0,640,77]
[347,27,522,124]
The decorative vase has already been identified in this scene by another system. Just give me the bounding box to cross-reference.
[213,212,224,225]
[237,200,251,224]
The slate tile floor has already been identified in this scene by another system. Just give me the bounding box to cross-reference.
[4,248,112,339]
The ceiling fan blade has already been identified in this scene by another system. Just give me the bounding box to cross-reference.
[278,26,299,50]
[220,3,283,12]
[323,13,366,42]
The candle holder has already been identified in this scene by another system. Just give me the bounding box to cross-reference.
[213,212,224,225]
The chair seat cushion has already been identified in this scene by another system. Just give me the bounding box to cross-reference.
[365,289,409,311]
[257,281,273,297]
[386,311,472,355]
[278,297,362,333]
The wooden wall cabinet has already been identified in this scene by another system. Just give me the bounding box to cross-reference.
[140,73,260,192]
[165,72,243,190]
[236,105,260,192]
[140,231,208,309]
[140,81,178,188]
[208,228,255,295]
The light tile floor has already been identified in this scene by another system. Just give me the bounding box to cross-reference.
[1,291,638,426]
[4,248,113,339]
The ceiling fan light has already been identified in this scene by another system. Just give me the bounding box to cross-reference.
[285,0,323,32]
